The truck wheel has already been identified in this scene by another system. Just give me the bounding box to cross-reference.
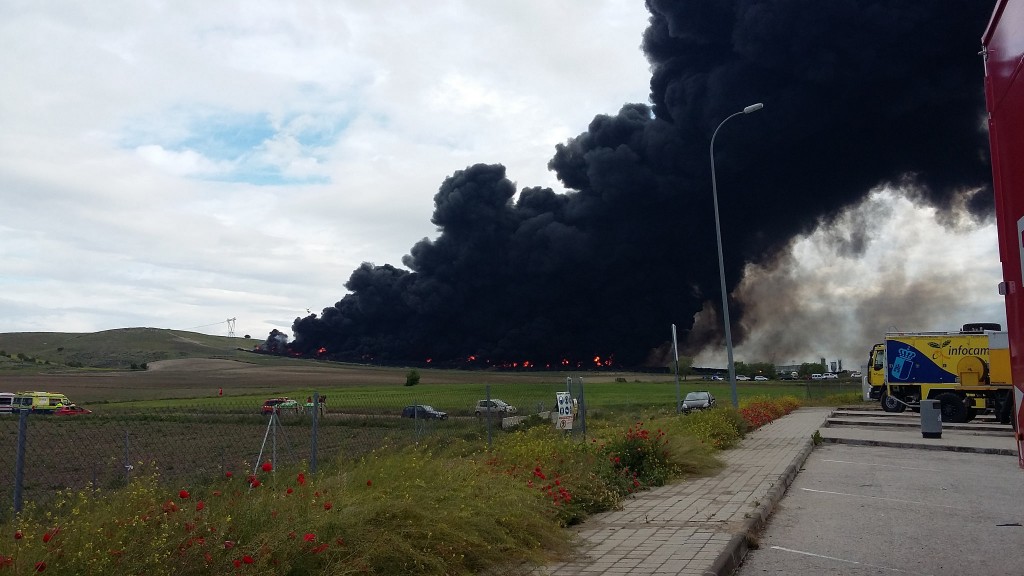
[998,392,1013,425]
[880,391,906,413]
[936,392,969,423]
[963,408,978,423]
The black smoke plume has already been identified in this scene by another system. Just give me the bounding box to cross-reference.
[288,0,996,368]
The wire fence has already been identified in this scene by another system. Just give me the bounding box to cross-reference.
[0,381,588,522]
[1,376,864,521]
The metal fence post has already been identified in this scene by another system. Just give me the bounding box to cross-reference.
[13,409,28,513]
[577,376,587,438]
[124,430,131,484]
[485,383,492,449]
[310,392,319,473]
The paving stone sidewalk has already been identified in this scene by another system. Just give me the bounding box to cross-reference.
[541,407,832,576]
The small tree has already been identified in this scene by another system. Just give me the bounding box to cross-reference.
[405,369,421,387]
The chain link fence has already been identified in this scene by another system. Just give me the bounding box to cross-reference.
[1,381,587,522]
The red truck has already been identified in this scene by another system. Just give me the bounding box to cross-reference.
[983,0,1024,467]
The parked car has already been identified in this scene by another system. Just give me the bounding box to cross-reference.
[810,374,824,380]
[736,375,750,381]
[261,397,298,415]
[753,375,769,381]
[53,404,92,416]
[401,405,448,420]
[679,391,716,414]
[710,375,724,381]
[849,371,862,378]
[474,399,517,417]
[823,373,839,380]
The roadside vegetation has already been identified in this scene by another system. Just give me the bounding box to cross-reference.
[1,397,809,575]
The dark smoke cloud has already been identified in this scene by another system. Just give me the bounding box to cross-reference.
[289,0,996,368]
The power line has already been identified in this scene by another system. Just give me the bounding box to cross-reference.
[186,318,237,336]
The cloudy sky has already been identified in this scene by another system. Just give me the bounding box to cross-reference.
[1,0,1006,367]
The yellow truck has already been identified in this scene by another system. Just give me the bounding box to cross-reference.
[866,324,1014,424]
[12,391,71,414]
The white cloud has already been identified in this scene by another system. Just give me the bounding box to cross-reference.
[0,0,652,338]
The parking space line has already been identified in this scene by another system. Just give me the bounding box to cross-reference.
[819,458,942,472]
[770,546,936,576]
[799,487,958,508]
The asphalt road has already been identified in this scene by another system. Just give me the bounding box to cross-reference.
[736,443,1024,576]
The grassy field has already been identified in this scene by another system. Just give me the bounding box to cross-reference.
[1,328,864,522]
[0,329,865,574]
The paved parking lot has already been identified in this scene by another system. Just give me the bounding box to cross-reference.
[736,443,1024,575]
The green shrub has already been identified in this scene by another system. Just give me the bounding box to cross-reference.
[677,407,746,449]
[404,369,420,387]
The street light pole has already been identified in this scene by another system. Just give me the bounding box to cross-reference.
[710,102,763,408]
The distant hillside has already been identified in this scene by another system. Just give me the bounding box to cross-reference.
[0,328,259,371]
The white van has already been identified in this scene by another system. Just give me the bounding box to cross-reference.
[0,393,14,414]
[810,374,824,380]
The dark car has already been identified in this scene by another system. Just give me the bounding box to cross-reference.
[401,405,448,420]
[680,391,716,414]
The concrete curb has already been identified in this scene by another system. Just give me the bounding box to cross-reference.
[706,436,817,576]
[820,436,1018,456]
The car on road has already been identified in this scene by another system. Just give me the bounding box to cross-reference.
[474,399,517,417]
[401,405,448,420]
[822,372,839,380]
[679,391,716,414]
[53,404,92,416]
[736,375,750,381]
[261,397,298,415]
[753,375,769,381]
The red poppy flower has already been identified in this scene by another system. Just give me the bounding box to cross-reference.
[311,543,329,554]
[286,487,293,494]
[297,472,306,485]
[42,530,55,543]
[233,559,241,568]
[243,555,254,564]
[366,479,372,487]
[225,471,233,478]
[303,533,316,542]
[34,561,46,572]
[178,489,190,499]
[195,501,205,511]
[323,502,333,511]
[14,530,22,540]
[261,461,273,473]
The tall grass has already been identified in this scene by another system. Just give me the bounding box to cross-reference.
[1,397,803,575]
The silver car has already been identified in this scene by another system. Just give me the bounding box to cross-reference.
[474,399,517,417]
[680,391,716,413]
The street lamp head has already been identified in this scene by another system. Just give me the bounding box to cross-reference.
[743,103,764,114]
